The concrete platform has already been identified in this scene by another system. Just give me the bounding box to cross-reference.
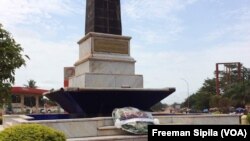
[67,135,147,141]
[2,114,241,140]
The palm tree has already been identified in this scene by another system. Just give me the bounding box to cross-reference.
[24,79,37,88]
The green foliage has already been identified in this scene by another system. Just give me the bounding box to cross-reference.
[200,78,216,95]
[0,24,28,105]
[182,75,250,113]
[218,97,230,113]
[24,79,37,88]
[223,80,250,107]
[194,92,211,110]
[0,124,66,141]
[209,95,231,113]
[182,78,215,111]
[209,95,221,108]
[212,111,221,114]
[0,83,11,106]
[247,114,250,124]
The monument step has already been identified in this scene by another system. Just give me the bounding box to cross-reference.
[67,135,147,141]
[97,126,128,136]
[98,126,117,130]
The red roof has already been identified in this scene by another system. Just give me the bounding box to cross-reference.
[11,87,48,95]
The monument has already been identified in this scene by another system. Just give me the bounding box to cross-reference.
[69,0,142,88]
[3,1,241,140]
[45,0,175,117]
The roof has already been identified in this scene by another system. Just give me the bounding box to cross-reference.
[11,87,48,96]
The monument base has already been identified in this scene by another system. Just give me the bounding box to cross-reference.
[69,73,143,88]
[68,32,144,88]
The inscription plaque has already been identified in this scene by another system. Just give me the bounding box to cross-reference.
[94,39,128,54]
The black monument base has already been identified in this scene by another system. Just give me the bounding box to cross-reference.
[44,87,175,117]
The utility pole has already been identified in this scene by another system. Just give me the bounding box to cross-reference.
[181,78,190,111]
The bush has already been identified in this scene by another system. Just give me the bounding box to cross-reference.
[0,124,66,141]
[212,111,221,114]
[247,113,250,124]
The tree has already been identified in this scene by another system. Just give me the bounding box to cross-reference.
[223,80,250,107]
[209,95,221,108]
[24,79,37,88]
[181,78,215,111]
[0,24,28,105]
[182,73,250,113]
[218,97,230,113]
[200,78,216,95]
[181,64,250,113]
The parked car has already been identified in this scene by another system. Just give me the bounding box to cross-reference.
[235,107,246,114]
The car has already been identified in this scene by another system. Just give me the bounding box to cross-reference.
[203,109,209,113]
[235,107,246,114]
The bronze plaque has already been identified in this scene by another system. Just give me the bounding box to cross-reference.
[94,39,128,54]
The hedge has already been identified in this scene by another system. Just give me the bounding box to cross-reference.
[0,124,66,141]
[247,113,250,124]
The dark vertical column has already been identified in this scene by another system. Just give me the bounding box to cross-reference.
[85,0,122,35]
[85,0,95,34]
[216,63,220,95]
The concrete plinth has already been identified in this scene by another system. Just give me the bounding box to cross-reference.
[69,73,143,88]
[68,32,143,88]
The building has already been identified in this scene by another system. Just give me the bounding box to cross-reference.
[10,87,48,114]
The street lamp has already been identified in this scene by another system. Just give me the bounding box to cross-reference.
[181,78,190,110]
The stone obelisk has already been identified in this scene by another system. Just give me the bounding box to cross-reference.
[85,0,122,35]
[68,0,143,88]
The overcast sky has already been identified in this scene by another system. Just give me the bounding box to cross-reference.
[0,0,250,104]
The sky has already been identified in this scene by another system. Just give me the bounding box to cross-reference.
[0,0,250,105]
